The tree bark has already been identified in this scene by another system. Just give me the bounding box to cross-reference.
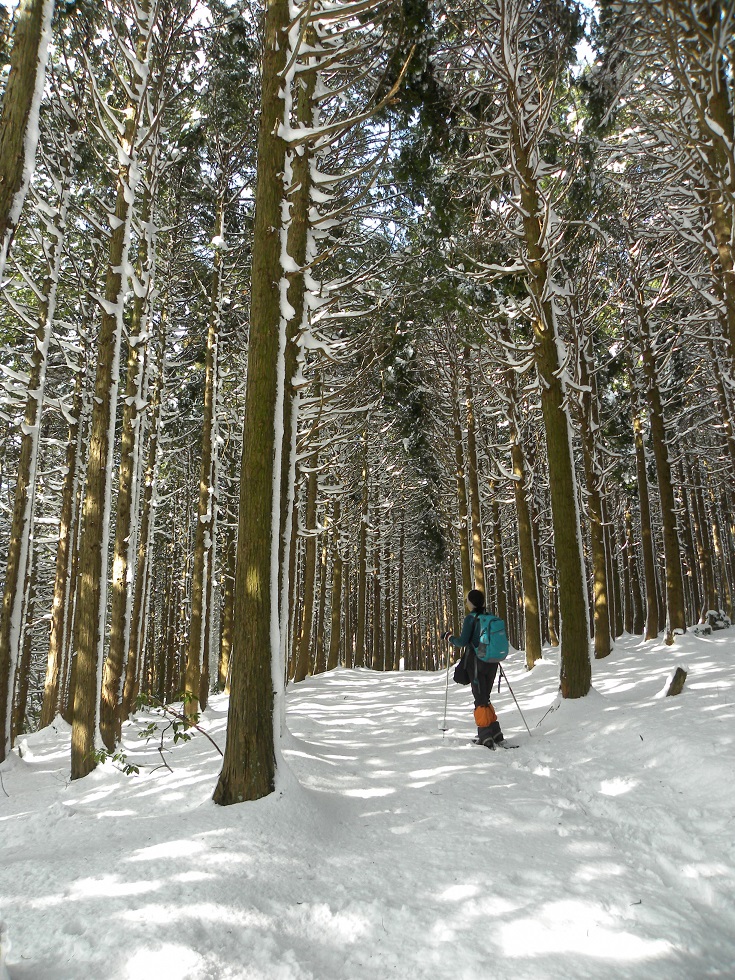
[184,201,224,723]
[463,349,485,593]
[625,505,645,635]
[578,333,611,659]
[70,1,150,780]
[637,303,686,638]
[294,453,319,682]
[327,498,342,671]
[354,440,369,667]
[371,540,383,670]
[631,377,660,639]
[0,167,68,758]
[0,0,54,275]
[41,370,83,728]
[394,518,405,669]
[101,179,155,749]
[500,335,542,667]
[218,502,237,693]
[213,0,291,804]
[452,370,472,596]
[121,322,165,719]
[489,484,508,624]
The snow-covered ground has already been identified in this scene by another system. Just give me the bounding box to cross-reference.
[1,630,734,979]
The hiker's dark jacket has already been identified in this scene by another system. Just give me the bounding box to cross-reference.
[449,613,480,652]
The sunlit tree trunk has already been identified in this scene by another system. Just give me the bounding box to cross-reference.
[277,50,315,677]
[41,370,84,728]
[11,567,35,741]
[60,396,90,724]
[102,179,155,749]
[213,0,292,804]
[218,499,237,692]
[0,0,54,277]
[70,0,152,780]
[121,320,165,720]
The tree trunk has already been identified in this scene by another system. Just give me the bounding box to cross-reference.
[343,564,352,669]
[60,399,89,724]
[625,505,645,635]
[101,179,155,749]
[121,323,165,719]
[277,46,316,668]
[603,496,624,639]
[294,453,319,682]
[706,474,733,617]
[0,0,54,275]
[637,306,686,638]
[314,533,328,674]
[511,124,589,695]
[689,459,716,617]
[213,0,292,804]
[354,441,369,667]
[631,378,660,639]
[394,518,405,669]
[579,334,611,659]
[11,569,35,741]
[184,201,224,723]
[449,555,460,637]
[500,339,542,667]
[676,460,700,625]
[452,373,472,596]
[219,504,237,693]
[382,538,392,671]
[489,485,508,624]
[327,498,342,671]
[0,169,68,759]
[371,540,383,670]
[41,371,83,728]
[70,3,150,780]
[463,349,485,593]
[547,557,560,647]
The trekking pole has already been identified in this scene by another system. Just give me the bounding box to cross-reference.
[440,645,451,733]
[499,665,532,736]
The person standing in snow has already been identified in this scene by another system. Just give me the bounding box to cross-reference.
[443,589,506,748]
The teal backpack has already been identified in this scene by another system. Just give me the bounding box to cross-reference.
[473,612,509,663]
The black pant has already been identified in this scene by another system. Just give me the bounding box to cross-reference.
[470,653,498,708]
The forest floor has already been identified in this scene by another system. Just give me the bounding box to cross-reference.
[1,630,734,979]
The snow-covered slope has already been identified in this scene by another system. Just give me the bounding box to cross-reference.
[1,631,734,979]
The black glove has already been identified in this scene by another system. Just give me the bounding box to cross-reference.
[442,630,452,642]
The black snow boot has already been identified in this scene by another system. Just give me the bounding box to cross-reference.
[477,725,498,748]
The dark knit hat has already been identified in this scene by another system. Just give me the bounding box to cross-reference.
[467,589,485,610]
